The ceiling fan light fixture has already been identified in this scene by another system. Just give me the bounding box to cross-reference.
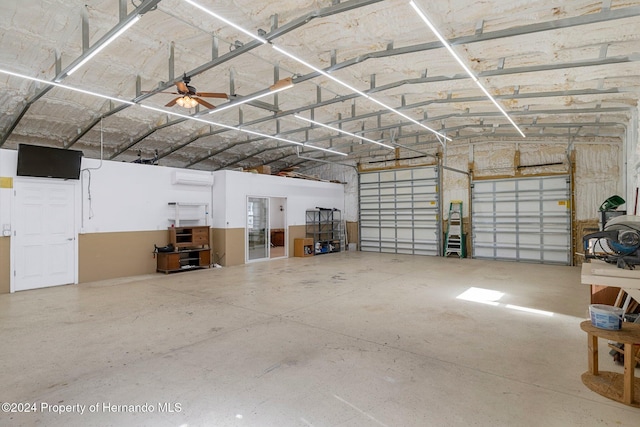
[176,95,198,108]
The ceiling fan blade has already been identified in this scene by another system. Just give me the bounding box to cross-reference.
[196,92,228,99]
[176,81,189,93]
[195,97,216,110]
[165,97,180,107]
[269,77,294,91]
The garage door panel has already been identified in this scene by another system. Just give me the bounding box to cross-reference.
[472,175,570,265]
[360,167,440,255]
[494,181,516,192]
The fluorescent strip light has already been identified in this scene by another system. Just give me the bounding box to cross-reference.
[67,15,141,75]
[409,0,525,138]
[295,115,393,149]
[182,0,267,44]
[140,104,346,156]
[274,44,449,141]
[208,78,294,115]
[474,82,526,137]
[0,68,342,157]
[0,68,135,105]
[272,45,368,97]
[409,2,477,81]
[366,97,450,140]
[179,1,448,143]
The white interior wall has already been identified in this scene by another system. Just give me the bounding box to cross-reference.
[0,150,346,235]
[0,150,217,234]
[0,149,17,232]
[78,159,215,233]
[221,170,345,228]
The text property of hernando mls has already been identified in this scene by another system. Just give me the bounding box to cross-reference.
[1,402,182,415]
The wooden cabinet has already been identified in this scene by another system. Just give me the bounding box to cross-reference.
[169,225,210,249]
[156,249,210,273]
[271,229,285,246]
[157,226,211,273]
[294,238,314,257]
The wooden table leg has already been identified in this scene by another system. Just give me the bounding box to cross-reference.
[588,333,598,375]
[624,343,635,405]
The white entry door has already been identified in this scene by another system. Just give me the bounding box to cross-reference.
[13,179,77,291]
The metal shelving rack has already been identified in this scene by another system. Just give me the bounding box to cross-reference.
[306,208,342,254]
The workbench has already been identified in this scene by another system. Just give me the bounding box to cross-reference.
[580,260,640,407]
[581,260,640,304]
[580,320,640,407]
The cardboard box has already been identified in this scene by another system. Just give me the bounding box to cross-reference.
[255,165,271,175]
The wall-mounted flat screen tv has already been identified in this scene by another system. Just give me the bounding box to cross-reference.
[16,144,83,180]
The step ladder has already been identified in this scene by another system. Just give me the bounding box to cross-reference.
[445,200,465,258]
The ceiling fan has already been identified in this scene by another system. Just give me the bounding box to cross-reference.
[164,73,228,110]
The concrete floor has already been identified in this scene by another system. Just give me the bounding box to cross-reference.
[1,252,638,426]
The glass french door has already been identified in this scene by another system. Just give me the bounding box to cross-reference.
[247,197,269,261]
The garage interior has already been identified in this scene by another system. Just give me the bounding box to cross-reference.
[1,0,640,425]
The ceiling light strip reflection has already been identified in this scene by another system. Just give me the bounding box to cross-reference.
[295,115,393,149]
[409,0,525,138]
[179,0,449,141]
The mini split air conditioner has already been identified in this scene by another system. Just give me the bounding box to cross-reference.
[171,171,214,187]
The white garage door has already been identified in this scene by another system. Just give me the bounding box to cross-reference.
[471,175,571,265]
[359,167,440,255]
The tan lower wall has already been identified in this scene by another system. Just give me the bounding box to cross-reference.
[211,228,227,266]
[79,230,168,283]
[212,226,306,265]
[0,237,9,294]
[288,225,306,256]
[75,226,301,282]
[212,228,245,267]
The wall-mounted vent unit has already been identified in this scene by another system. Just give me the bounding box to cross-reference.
[171,171,214,187]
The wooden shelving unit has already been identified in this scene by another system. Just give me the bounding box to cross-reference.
[294,238,314,257]
[157,225,211,273]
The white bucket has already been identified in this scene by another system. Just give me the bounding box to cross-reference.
[589,304,624,330]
